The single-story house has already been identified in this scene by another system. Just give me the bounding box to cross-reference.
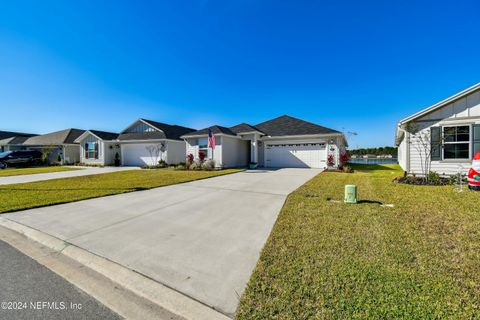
[21,128,85,164]
[117,119,196,166]
[396,82,480,175]
[181,115,347,169]
[0,131,37,152]
[74,130,120,166]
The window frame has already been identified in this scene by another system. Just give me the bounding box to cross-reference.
[441,124,471,160]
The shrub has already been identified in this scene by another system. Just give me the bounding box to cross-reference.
[190,162,199,170]
[342,165,354,173]
[158,159,168,168]
[339,151,350,168]
[327,154,335,167]
[199,151,206,164]
[114,152,121,167]
[427,171,441,185]
[186,154,194,169]
[202,159,215,171]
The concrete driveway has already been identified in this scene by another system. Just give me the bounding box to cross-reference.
[2,168,321,316]
[0,166,139,185]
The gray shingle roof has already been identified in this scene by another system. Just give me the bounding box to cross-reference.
[254,115,340,136]
[182,125,237,137]
[0,135,34,145]
[229,123,263,134]
[23,129,85,145]
[0,130,36,140]
[89,130,119,141]
[118,119,196,141]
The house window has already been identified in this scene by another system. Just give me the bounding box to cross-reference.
[197,138,208,158]
[443,126,470,159]
[85,142,99,159]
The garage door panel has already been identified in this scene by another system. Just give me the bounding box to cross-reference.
[122,144,158,166]
[265,142,326,168]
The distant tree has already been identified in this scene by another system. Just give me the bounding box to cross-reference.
[349,146,398,157]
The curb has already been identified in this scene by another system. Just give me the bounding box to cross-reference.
[0,217,231,320]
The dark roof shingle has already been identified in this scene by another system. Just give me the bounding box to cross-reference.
[118,119,196,141]
[229,123,263,134]
[182,125,237,137]
[0,130,36,140]
[23,128,85,145]
[89,130,119,141]
[254,115,340,137]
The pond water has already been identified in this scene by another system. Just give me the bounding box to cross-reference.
[349,158,398,165]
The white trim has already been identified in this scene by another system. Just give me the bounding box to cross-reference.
[261,133,343,140]
[441,124,472,161]
[181,133,242,139]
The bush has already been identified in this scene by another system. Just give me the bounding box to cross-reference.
[175,164,186,170]
[342,165,354,173]
[202,159,215,171]
[327,154,335,167]
[158,160,168,168]
[114,152,121,167]
[186,154,194,169]
[427,171,441,185]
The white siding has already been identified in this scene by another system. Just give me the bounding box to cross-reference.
[402,88,480,176]
[221,136,248,168]
[64,145,80,164]
[79,134,105,165]
[166,140,187,164]
[185,137,223,166]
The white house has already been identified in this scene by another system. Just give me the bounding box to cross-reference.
[116,119,196,166]
[182,115,347,169]
[396,82,480,176]
[75,130,120,166]
[21,128,85,164]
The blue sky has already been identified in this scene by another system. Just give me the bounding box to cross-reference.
[1,1,479,148]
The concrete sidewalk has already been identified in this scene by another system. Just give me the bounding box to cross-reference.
[0,166,139,185]
[2,168,321,316]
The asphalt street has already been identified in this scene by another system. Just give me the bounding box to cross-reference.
[0,240,120,320]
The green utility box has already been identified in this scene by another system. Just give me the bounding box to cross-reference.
[344,185,357,204]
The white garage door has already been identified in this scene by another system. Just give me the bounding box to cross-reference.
[122,143,158,166]
[265,142,327,168]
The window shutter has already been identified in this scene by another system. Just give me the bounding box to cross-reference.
[431,127,441,161]
[473,124,480,157]
[85,143,89,159]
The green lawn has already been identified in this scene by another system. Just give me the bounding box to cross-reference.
[237,164,480,319]
[0,166,79,177]
[0,168,240,213]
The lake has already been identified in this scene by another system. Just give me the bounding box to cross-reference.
[349,158,398,165]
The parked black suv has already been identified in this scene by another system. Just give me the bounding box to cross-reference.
[0,150,43,169]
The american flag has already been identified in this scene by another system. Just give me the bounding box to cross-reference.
[208,128,216,150]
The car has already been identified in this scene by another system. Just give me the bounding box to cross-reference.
[0,150,43,169]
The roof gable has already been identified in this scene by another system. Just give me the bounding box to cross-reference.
[119,118,196,141]
[182,125,236,137]
[254,115,340,137]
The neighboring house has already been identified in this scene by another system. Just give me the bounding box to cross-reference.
[182,115,347,169]
[22,128,85,164]
[117,119,196,166]
[396,82,480,175]
[0,131,37,152]
[74,130,120,166]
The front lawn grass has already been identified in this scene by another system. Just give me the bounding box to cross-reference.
[0,168,240,213]
[237,164,480,319]
[0,166,79,177]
